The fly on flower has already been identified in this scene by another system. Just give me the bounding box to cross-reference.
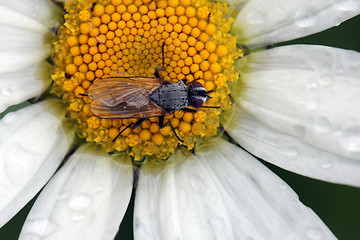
[88,76,213,141]
[87,42,215,142]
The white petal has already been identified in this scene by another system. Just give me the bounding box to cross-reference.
[0,0,63,29]
[0,6,48,33]
[230,45,360,185]
[0,48,51,74]
[0,100,73,228]
[134,139,335,239]
[233,0,360,47]
[0,25,50,51]
[0,63,52,113]
[19,144,133,240]
[227,105,360,187]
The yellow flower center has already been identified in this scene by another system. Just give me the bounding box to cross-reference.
[51,0,242,160]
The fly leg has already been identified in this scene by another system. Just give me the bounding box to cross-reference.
[112,118,147,142]
[182,108,197,113]
[159,116,183,143]
[132,118,146,129]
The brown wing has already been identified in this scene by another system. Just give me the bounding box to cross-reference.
[88,77,166,119]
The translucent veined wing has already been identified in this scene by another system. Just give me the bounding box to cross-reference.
[89,77,164,107]
[88,77,166,118]
[90,100,166,119]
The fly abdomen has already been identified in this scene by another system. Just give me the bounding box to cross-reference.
[150,81,189,112]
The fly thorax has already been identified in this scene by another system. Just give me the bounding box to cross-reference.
[150,81,188,111]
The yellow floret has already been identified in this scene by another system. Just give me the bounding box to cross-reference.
[88,116,100,129]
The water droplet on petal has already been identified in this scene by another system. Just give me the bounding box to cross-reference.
[295,8,317,27]
[307,78,317,89]
[306,227,323,240]
[332,17,342,26]
[313,117,332,134]
[285,147,299,158]
[23,218,57,237]
[318,74,334,87]
[190,175,206,193]
[335,0,360,11]
[73,212,86,221]
[305,98,320,110]
[246,11,266,25]
[1,87,13,96]
[57,190,71,200]
[68,193,92,211]
[321,162,332,169]
[341,126,360,151]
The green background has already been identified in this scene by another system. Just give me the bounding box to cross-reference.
[0,13,360,240]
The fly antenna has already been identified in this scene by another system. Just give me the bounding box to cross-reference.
[201,106,220,109]
[185,77,201,86]
[162,41,165,69]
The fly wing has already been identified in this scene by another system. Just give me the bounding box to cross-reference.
[88,77,164,107]
[88,77,166,119]
[90,100,166,119]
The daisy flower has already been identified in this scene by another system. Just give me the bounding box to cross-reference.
[0,0,359,239]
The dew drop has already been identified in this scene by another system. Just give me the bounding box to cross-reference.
[23,218,57,237]
[313,117,332,134]
[306,227,323,240]
[321,162,332,169]
[280,183,287,189]
[305,98,320,110]
[1,87,13,96]
[295,8,317,27]
[246,11,266,25]
[340,126,360,151]
[207,216,225,231]
[68,193,92,211]
[190,175,206,193]
[307,78,317,89]
[318,74,334,87]
[72,212,86,221]
[335,0,360,11]
[56,190,70,200]
[332,17,342,26]
[285,147,299,159]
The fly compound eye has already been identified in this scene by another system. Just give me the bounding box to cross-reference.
[191,82,203,88]
[192,97,205,108]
